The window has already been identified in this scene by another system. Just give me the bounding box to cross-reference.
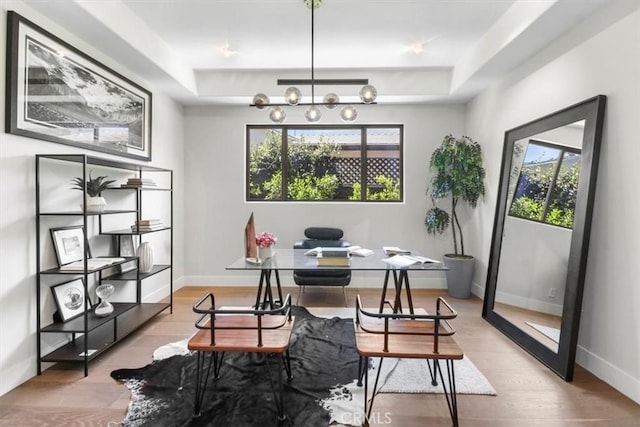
[247,125,403,202]
[508,139,581,229]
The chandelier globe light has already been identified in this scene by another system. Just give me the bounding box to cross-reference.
[250,0,376,123]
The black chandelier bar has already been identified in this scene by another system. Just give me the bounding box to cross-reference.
[276,78,369,86]
[250,101,377,108]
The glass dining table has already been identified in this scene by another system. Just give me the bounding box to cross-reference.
[226,248,447,313]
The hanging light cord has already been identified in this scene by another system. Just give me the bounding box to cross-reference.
[310,1,315,105]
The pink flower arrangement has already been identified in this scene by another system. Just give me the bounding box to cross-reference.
[256,231,277,248]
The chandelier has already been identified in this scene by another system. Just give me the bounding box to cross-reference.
[250,0,377,123]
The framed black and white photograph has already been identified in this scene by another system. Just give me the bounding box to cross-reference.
[5,11,152,161]
[51,278,92,322]
[118,235,137,273]
[51,226,91,267]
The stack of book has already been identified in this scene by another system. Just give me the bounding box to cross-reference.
[317,247,351,267]
[131,219,165,232]
[121,177,157,188]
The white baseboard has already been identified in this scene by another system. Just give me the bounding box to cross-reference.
[0,356,37,397]
[182,273,447,289]
[576,345,640,404]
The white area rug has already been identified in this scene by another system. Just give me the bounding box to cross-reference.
[525,321,560,343]
[374,357,496,395]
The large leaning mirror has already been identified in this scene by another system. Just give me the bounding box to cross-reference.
[482,95,606,380]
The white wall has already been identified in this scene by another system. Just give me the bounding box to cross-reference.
[466,1,640,403]
[183,104,466,288]
[0,2,185,396]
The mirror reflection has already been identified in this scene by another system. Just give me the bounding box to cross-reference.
[493,120,584,353]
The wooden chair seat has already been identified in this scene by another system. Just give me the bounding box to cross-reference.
[354,295,463,427]
[188,293,294,422]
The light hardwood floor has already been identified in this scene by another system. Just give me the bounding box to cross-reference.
[0,286,638,426]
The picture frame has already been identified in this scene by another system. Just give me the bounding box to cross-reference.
[51,278,92,322]
[50,226,91,267]
[5,11,152,161]
[118,235,137,273]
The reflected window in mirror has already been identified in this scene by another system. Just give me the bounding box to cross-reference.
[509,140,581,229]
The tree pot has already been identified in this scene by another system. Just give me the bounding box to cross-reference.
[443,254,475,299]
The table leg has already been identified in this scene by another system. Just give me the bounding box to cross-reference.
[275,270,283,306]
[255,270,267,309]
[392,270,403,314]
[399,270,414,314]
[262,269,274,309]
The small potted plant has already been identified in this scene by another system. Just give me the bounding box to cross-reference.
[71,171,116,212]
[256,231,277,260]
[425,134,486,298]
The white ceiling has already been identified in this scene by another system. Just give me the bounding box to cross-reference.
[21,0,610,106]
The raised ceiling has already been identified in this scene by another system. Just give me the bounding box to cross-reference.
[21,0,609,105]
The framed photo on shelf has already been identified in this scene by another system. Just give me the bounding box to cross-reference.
[50,226,91,267]
[51,278,92,322]
[118,235,137,273]
[5,11,152,161]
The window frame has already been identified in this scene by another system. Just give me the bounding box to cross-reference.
[245,124,404,202]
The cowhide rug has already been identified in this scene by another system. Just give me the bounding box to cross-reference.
[111,306,363,426]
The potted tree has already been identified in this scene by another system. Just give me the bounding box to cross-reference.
[425,134,486,298]
[71,171,115,212]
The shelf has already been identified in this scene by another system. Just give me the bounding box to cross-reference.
[112,186,172,192]
[104,264,171,281]
[37,154,171,172]
[39,257,138,275]
[38,209,138,216]
[40,303,171,363]
[41,302,137,333]
[100,227,171,235]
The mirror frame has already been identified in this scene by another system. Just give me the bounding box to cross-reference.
[482,95,606,381]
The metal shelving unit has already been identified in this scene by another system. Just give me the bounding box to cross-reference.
[35,154,173,376]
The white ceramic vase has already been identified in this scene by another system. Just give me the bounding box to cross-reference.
[258,246,274,260]
[137,242,154,273]
[81,196,107,212]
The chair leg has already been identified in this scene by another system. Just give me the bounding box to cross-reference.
[265,352,287,423]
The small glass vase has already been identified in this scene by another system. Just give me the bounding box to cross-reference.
[258,245,274,260]
[94,283,115,317]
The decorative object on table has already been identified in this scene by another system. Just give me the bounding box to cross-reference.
[71,171,116,212]
[136,242,154,273]
[425,134,486,298]
[316,247,351,267]
[50,226,91,267]
[243,212,259,262]
[256,231,277,260]
[94,283,115,317]
[51,278,91,322]
[117,235,137,273]
[5,11,153,161]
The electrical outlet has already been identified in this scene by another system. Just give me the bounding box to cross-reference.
[548,288,557,298]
